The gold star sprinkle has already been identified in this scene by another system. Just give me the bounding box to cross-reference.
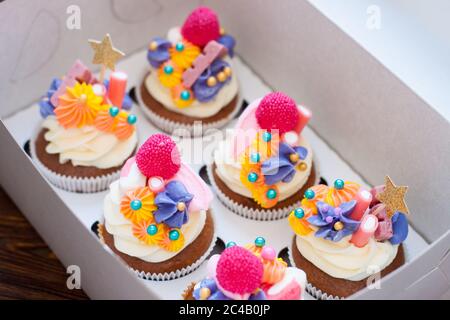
[376,176,409,218]
[88,34,124,72]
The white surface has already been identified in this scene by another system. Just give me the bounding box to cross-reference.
[4,49,429,299]
[309,0,450,121]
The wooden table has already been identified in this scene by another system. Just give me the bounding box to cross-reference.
[0,187,88,299]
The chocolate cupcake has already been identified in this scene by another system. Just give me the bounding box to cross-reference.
[208,92,318,220]
[138,7,239,136]
[31,35,138,193]
[100,134,216,280]
[288,176,410,299]
[183,237,307,300]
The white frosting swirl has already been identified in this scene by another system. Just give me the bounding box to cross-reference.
[295,233,398,281]
[103,162,206,263]
[213,135,313,201]
[42,116,137,169]
[144,27,239,119]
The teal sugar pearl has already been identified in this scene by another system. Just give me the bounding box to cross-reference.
[254,237,266,247]
[180,90,191,100]
[266,188,277,199]
[175,42,185,51]
[248,172,258,183]
[147,224,158,235]
[130,199,142,211]
[334,179,345,190]
[127,114,137,125]
[169,229,180,241]
[109,106,120,117]
[164,65,174,74]
[304,189,315,200]
[262,131,272,142]
[250,152,261,163]
[294,208,305,219]
[226,241,236,248]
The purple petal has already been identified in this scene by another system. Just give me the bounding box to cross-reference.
[389,212,409,245]
[307,215,329,226]
[339,200,357,216]
[163,212,186,229]
[315,226,333,239]
[294,146,308,160]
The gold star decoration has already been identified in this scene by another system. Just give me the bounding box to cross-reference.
[376,176,409,218]
[88,34,125,73]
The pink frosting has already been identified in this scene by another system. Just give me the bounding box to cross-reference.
[264,280,302,300]
[120,156,135,177]
[170,163,213,213]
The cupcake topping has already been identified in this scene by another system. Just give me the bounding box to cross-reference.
[147,6,235,109]
[192,238,306,300]
[288,176,410,247]
[117,134,212,253]
[235,92,312,208]
[39,36,136,141]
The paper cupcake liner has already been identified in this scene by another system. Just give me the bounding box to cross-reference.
[206,161,320,221]
[30,127,122,193]
[288,242,343,300]
[98,222,217,281]
[136,81,242,137]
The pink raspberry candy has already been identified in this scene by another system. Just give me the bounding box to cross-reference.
[256,92,300,134]
[181,7,220,47]
[216,246,263,295]
[135,134,181,179]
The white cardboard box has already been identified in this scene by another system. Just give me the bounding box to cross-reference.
[0,0,449,299]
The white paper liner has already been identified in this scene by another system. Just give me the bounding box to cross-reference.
[287,239,345,300]
[206,161,320,221]
[30,126,122,193]
[98,222,217,281]
[136,79,241,137]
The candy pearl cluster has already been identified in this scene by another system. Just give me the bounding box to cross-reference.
[206,66,232,87]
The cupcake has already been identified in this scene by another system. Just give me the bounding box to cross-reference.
[31,35,138,192]
[288,176,410,299]
[209,92,317,220]
[138,6,239,135]
[183,237,307,300]
[99,133,215,280]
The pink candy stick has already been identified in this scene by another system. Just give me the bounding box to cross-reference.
[108,71,127,107]
[349,189,373,221]
[350,214,379,248]
[295,105,312,135]
[182,40,227,88]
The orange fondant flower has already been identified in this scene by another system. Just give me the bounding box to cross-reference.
[132,219,166,246]
[326,181,360,207]
[171,84,194,108]
[169,39,200,69]
[114,112,136,140]
[158,61,183,88]
[55,82,102,128]
[158,228,185,252]
[120,187,156,224]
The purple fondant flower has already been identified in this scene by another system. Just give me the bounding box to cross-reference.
[261,142,308,185]
[389,211,408,245]
[39,78,62,118]
[192,59,231,102]
[218,34,236,58]
[308,201,360,242]
[147,37,171,68]
[154,180,193,228]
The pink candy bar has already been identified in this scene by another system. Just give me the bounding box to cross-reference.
[349,189,373,221]
[108,71,127,107]
[182,40,227,88]
[50,60,95,106]
[350,214,379,248]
